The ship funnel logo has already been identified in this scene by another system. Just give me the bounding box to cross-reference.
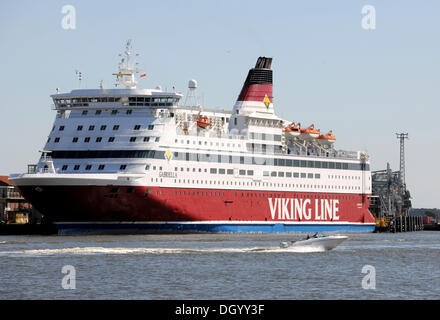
[263,94,270,109]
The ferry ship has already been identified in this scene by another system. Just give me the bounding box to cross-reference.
[9,41,375,234]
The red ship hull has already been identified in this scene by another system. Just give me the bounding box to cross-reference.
[17,184,375,234]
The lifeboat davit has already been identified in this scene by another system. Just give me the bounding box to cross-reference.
[299,124,320,141]
[284,122,301,137]
[317,130,336,146]
[195,116,211,128]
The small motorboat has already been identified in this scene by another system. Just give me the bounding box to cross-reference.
[280,233,348,251]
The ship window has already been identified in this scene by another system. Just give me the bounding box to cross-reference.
[85,165,92,170]
[98,165,105,170]
[95,110,102,115]
[145,164,150,170]
[111,110,118,115]
[247,170,254,176]
[130,137,136,142]
[148,125,154,130]
[53,137,59,143]
[239,170,246,175]
[126,109,132,114]
[301,173,306,178]
[113,125,119,130]
[82,110,88,115]
[72,137,78,143]
[84,137,90,143]
[219,169,225,174]
[227,169,233,175]
[286,172,292,178]
[108,137,115,142]
[134,125,141,130]
[271,171,276,177]
[77,125,83,131]
[96,137,102,142]
[61,165,68,171]
[144,137,150,142]
[336,163,342,169]
[59,126,65,131]
[308,173,314,179]
[210,168,217,174]
[100,125,106,130]
[89,125,95,131]
[155,137,160,142]
[263,171,269,176]
[328,162,335,169]
[74,165,80,170]
[278,172,284,177]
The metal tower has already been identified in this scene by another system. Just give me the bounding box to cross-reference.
[396,133,408,189]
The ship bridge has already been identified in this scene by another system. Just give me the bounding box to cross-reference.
[52,39,182,113]
[52,89,182,110]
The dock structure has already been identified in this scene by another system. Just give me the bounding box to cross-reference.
[369,134,423,232]
[0,176,36,224]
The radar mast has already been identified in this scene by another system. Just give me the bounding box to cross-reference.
[113,40,138,88]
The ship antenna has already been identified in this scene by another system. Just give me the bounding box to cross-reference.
[112,40,138,89]
[184,79,201,108]
[75,70,82,88]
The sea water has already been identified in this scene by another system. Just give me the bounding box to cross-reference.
[0,232,439,299]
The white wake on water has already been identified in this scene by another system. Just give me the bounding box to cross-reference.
[0,245,326,256]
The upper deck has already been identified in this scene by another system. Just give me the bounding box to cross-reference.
[40,42,370,176]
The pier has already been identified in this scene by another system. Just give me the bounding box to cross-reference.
[369,134,425,233]
[388,215,424,233]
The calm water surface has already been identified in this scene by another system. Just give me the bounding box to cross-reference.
[0,232,439,299]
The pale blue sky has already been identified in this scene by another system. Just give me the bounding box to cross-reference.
[0,1,439,207]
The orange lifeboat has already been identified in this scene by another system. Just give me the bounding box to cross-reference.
[299,124,320,141]
[284,122,301,137]
[195,116,211,128]
[317,130,336,146]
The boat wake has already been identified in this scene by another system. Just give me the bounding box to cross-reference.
[0,245,326,256]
